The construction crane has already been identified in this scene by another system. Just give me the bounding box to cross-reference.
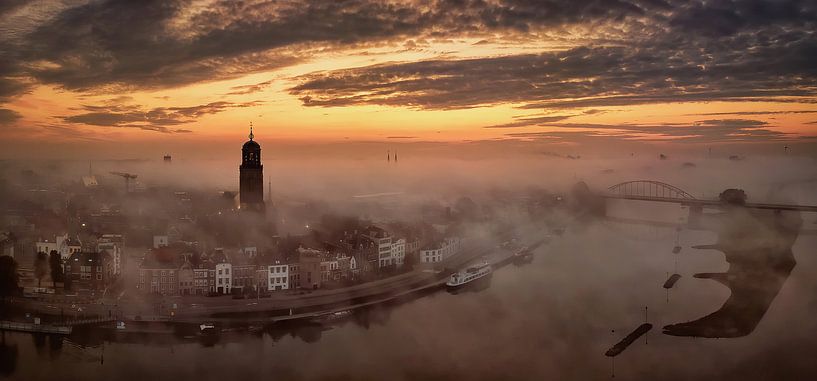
[110,172,138,193]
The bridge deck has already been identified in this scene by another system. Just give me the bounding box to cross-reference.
[604,195,817,212]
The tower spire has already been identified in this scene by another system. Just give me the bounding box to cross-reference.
[249,121,254,141]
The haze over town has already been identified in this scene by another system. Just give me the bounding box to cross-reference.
[1,1,816,381]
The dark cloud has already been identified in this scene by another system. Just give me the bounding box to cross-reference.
[8,0,438,91]
[0,77,28,101]
[484,115,575,128]
[290,32,817,110]
[0,0,812,125]
[504,119,799,143]
[226,80,275,95]
[62,100,261,132]
[687,110,817,116]
[668,0,816,38]
[0,108,22,125]
[386,136,418,139]
[0,0,761,94]
[286,1,817,111]
[0,0,30,16]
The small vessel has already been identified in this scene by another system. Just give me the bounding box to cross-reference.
[446,261,492,291]
[115,321,126,330]
[312,310,353,324]
[513,246,533,264]
[672,245,682,254]
[199,323,217,335]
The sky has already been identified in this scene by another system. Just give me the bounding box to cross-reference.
[1,0,816,159]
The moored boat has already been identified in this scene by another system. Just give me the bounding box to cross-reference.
[446,261,492,291]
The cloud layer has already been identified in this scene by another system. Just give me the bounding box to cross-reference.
[61,100,261,133]
[0,0,814,140]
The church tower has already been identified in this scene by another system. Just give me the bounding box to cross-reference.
[239,125,265,212]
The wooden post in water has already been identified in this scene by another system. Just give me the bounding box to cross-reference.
[644,306,649,345]
[611,329,616,378]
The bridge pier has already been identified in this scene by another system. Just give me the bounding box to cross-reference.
[687,205,703,229]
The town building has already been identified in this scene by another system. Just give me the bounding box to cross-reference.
[193,267,212,295]
[254,268,268,292]
[288,263,300,289]
[241,246,258,258]
[268,262,289,291]
[215,262,232,294]
[297,247,322,289]
[66,250,114,291]
[320,256,340,283]
[232,261,257,292]
[391,238,406,268]
[420,237,462,263]
[361,226,394,269]
[178,258,195,296]
[137,243,195,295]
[96,234,124,275]
[36,233,82,261]
[153,235,169,249]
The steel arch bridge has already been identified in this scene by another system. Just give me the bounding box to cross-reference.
[607,180,696,201]
[604,180,817,213]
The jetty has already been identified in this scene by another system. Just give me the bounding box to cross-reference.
[0,320,72,335]
[605,323,653,357]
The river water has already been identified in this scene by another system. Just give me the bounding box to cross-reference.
[2,209,816,380]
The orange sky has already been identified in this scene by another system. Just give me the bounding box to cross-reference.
[1,1,816,158]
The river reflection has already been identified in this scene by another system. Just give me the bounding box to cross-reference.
[1,210,815,380]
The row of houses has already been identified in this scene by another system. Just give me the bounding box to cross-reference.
[137,244,355,296]
[137,224,464,297]
[35,233,125,276]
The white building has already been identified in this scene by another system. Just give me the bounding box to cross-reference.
[268,263,289,291]
[215,262,232,294]
[97,234,124,276]
[420,237,461,264]
[36,233,81,261]
[153,235,169,249]
[391,238,406,267]
[242,246,258,258]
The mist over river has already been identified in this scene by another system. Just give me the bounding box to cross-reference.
[3,207,816,381]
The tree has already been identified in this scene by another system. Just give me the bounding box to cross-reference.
[0,256,19,299]
[34,252,49,288]
[49,250,64,288]
[719,188,747,206]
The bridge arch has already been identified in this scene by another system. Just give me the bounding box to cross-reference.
[607,180,696,200]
